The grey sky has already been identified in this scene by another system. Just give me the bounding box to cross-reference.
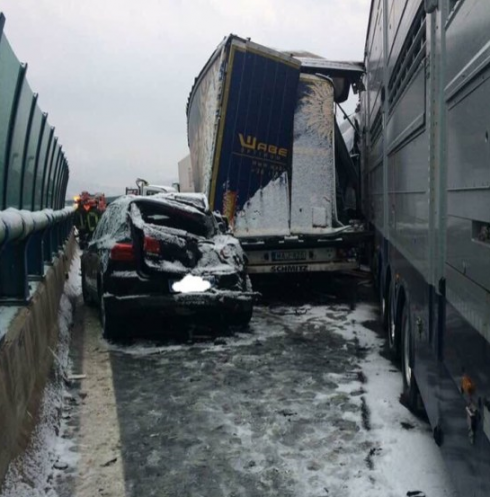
[1,0,371,197]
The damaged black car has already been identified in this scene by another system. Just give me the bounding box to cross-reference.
[80,193,255,340]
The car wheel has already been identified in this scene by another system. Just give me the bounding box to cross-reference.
[99,293,122,341]
[401,303,420,412]
[228,306,253,328]
[372,253,380,293]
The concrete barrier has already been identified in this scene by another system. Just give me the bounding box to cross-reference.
[0,231,76,486]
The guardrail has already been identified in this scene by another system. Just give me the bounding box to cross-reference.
[0,206,74,303]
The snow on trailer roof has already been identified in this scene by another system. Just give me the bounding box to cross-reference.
[289,52,365,102]
[296,58,364,73]
[186,34,299,123]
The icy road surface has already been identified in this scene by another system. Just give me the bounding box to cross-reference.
[2,275,457,497]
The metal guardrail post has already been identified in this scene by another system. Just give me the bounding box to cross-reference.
[0,210,34,303]
[51,212,61,254]
[26,230,45,279]
[0,207,74,301]
[24,210,50,279]
[0,241,30,302]
[42,212,54,265]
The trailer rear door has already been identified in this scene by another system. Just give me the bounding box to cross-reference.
[290,75,337,235]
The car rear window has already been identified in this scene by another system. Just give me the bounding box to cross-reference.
[92,198,131,243]
[134,200,216,238]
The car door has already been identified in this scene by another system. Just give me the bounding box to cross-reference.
[83,210,110,295]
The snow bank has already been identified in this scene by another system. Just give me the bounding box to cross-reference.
[330,303,457,497]
[0,253,81,497]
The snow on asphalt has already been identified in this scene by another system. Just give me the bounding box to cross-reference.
[106,302,457,497]
[1,267,457,497]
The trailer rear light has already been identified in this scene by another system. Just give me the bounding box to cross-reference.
[110,243,135,262]
[461,374,476,397]
[144,236,160,255]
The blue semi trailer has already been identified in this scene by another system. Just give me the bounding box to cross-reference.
[187,35,370,275]
[360,1,490,495]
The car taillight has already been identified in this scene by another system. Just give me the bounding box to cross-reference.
[143,236,160,255]
[110,243,135,262]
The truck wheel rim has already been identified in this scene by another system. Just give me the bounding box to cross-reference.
[403,314,412,386]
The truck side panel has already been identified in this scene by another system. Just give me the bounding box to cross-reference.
[187,48,224,197]
[362,1,490,494]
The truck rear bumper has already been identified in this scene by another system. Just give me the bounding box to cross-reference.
[247,261,358,274]
[242,237,367,274]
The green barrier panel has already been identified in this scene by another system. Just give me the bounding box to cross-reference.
[0,13,70,211]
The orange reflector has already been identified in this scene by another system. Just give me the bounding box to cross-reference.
[144,236,160,255]
[110,243,135,262]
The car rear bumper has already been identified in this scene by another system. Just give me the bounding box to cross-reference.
[103,290,255,318]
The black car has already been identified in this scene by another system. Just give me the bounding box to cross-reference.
[81,193,255,340]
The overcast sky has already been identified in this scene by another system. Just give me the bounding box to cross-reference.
[1,0,371,197]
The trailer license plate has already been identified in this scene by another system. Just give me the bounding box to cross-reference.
[271,250,307,262]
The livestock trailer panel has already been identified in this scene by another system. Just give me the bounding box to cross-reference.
[361,1,490,495]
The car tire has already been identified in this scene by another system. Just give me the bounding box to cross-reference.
[99,293,123,341]
[228,306,253,328]
[401,302,420,413]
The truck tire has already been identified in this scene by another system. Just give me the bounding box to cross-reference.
[401,302,420,413]
[381,277,400,361]
[387,286,400,361]
[380,276,389,326]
